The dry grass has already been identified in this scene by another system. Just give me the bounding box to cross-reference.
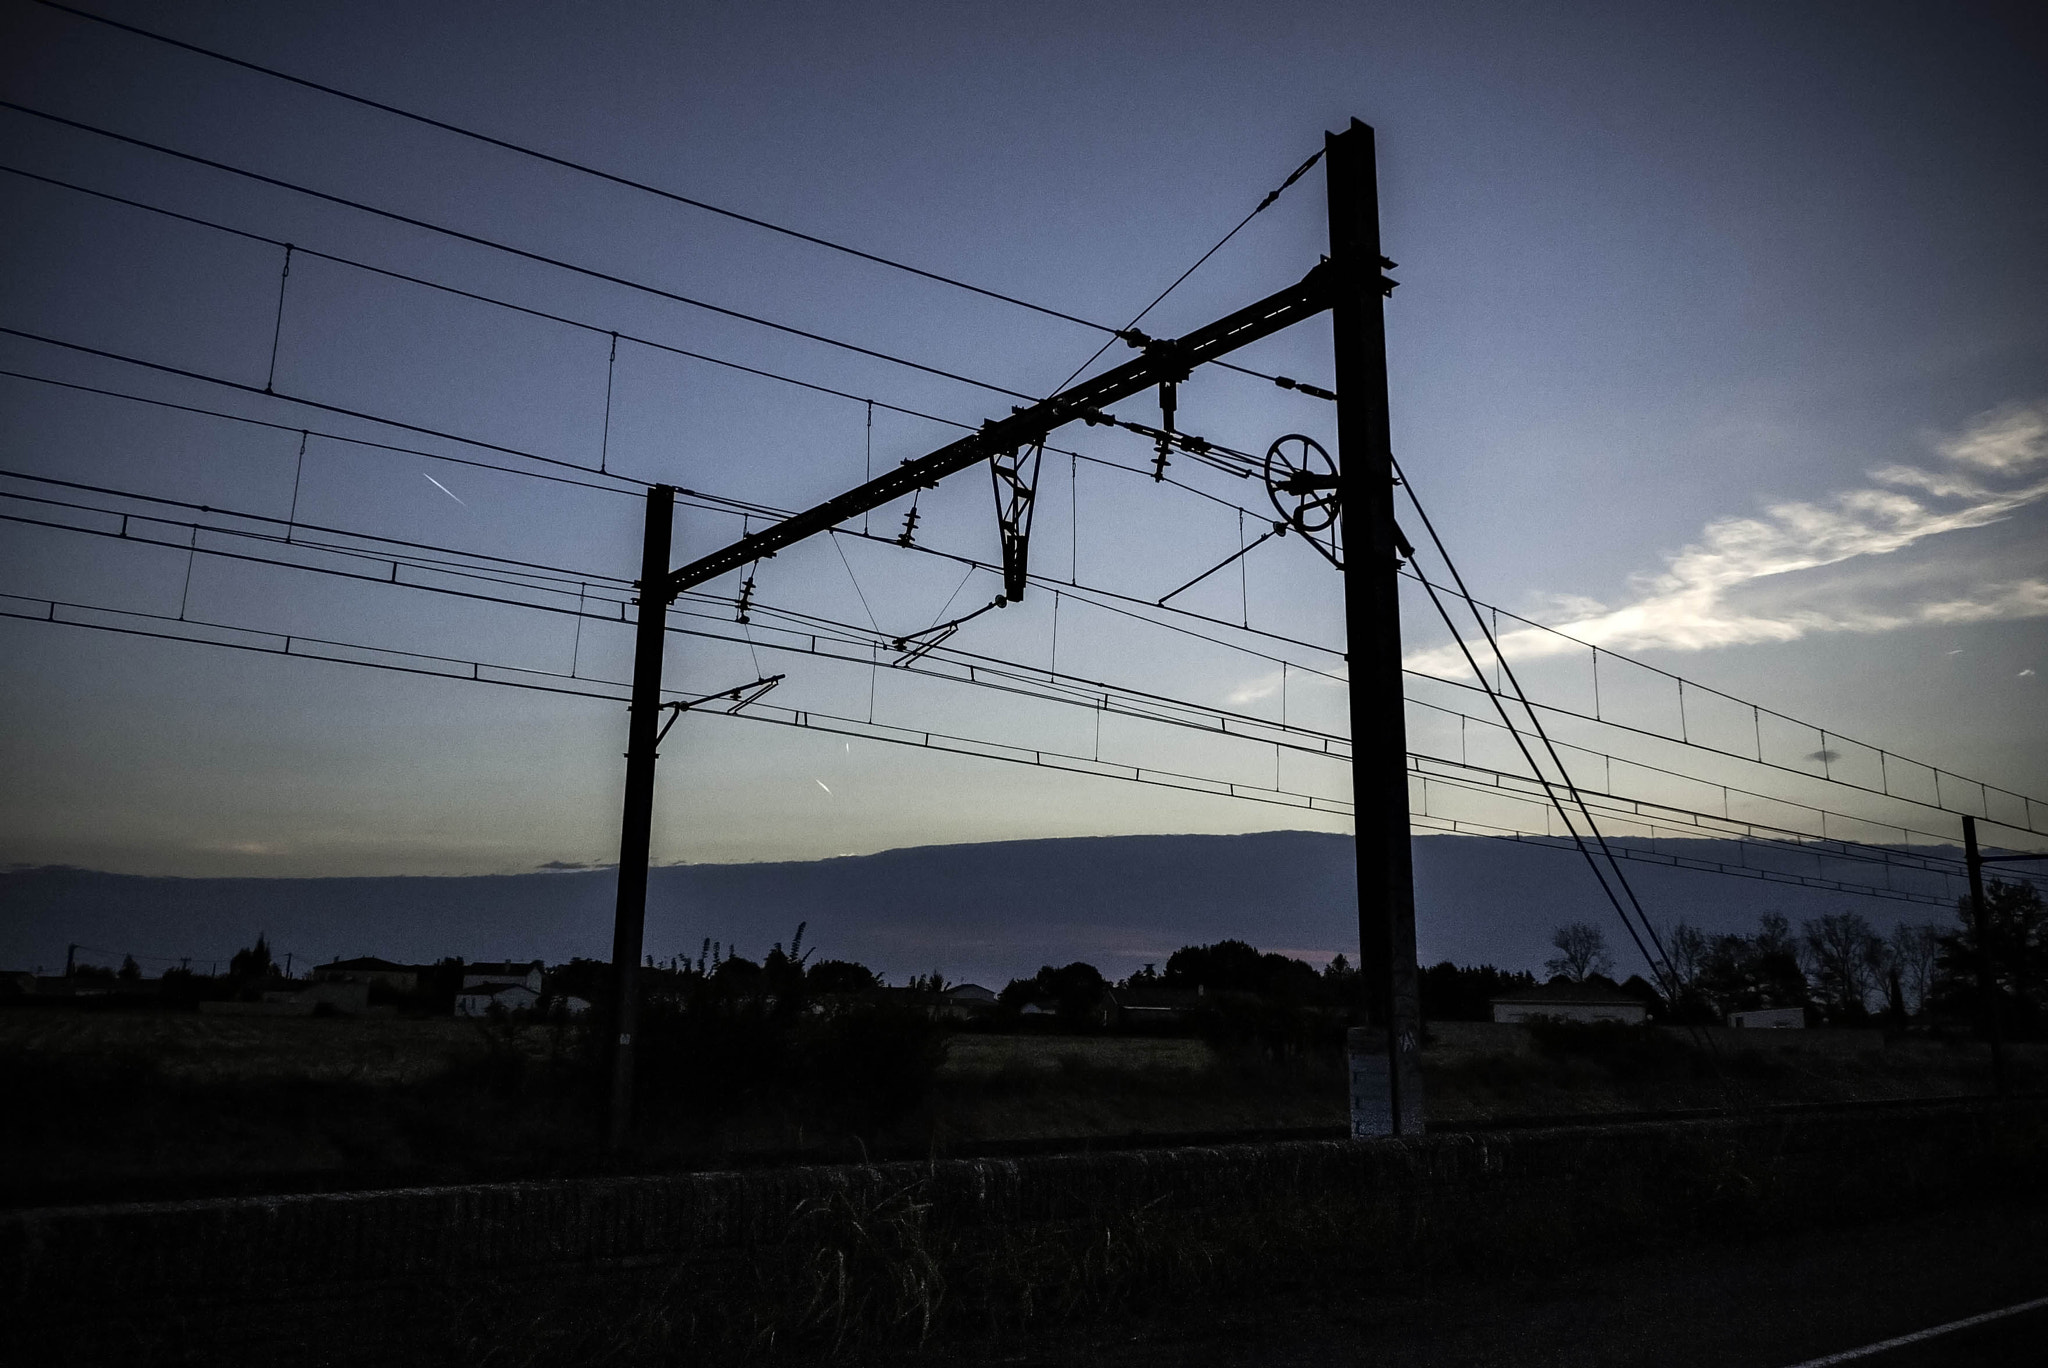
[0,1009,560,1085]
[939,1032,1213,1078]
[5,1008,2038,1208]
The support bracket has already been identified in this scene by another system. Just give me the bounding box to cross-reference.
[654,673,786,744]
[990,440,1044,601]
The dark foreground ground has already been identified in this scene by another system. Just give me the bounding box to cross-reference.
[1002,1194,2048,1368]
[10,1101,2040,1366]
[6,1006,2035,1206]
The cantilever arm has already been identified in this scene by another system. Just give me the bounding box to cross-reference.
[662,263,1341,599]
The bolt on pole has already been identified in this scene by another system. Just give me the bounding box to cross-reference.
[609,483,675,1148]
[1961,815,2008,1099]
[1326,118,1425,1137]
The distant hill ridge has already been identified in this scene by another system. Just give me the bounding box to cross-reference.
[0,832,1963,986]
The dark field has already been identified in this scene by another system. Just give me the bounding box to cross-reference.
[4,1006,2035,1206]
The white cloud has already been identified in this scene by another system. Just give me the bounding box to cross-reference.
[1227,670,1285,704]
[1408,401,2048,676]
[1227,665,1346,706]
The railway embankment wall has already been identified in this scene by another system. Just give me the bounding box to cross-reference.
[8,1097,2043,1364]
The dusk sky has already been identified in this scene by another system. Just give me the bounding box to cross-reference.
[2,0,2043,883]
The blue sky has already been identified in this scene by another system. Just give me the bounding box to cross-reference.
[1,0,2042,877]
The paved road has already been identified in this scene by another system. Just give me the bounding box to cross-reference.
[1000,1197,2048,1367]
[1800,1300,2048,1367]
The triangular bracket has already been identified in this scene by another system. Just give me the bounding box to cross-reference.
[989,440,1044,602]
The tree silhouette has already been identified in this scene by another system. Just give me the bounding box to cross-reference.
[1801,913,1887,1021]
[1544,922,1613,983]
[228,933,275,982]
[1932,878,2047,1035]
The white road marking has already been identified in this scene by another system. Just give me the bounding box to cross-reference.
[1778,1293,2048,1366]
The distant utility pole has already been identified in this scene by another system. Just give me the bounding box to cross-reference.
[1961,814,2048,1100]
[1326,119,1424,1138]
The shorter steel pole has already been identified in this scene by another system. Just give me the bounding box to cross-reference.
[1962,815,2007,1098]
[608,485,675,1148]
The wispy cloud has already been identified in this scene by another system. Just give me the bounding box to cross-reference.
[1227,665,1345,706]
[1409,401,2048,675]
[1227,671,1286,705]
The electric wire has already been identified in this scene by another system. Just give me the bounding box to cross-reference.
[0,588,1352,816]
[10,477,2004,892]
[7,587,2004,910]
[1410,756,1986,889]
[23,2,1336,400]
[1408,550,1679,994]
[5,217,2030,841]
[0,327,787,519]
[6,368,2031,849]
[0,97,1045,403]
[14,78,2001,829]
[1395,566,2041,835]
[7,472,2022,904]
[1406,816,1984,908]
[0,367,640,501]
[24,0,1126,339]
[0,155,1282,520]
[0,160,1003,432]
[0,483,1356,768]
[1396,461,1681,996]
[1054,146,1328,393]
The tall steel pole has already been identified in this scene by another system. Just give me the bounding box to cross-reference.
[608,483,675,1148]
[1326,119,1424,1137]
[1962,815,2008,1098]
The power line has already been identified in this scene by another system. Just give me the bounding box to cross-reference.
[0,468,634,588]
[0,588,1353,817]
[1397,459,1681,996]
[0,328,784,520]
[10,481,2024,895]
[10,364,2027,852]
[1405,692,1974,854]
[0,97,1049,403]
[0,367,639,501]
[1395,565,2043,837]
[13,587,2006,913]
[19,32,1999,833]
[1054,146,1329,393]
[1410,753,1985,887]
[4,292,1335,671]
[11,298,2032,844]
[1,489,1357,771]
[17,482,1990,888]
[26,0,1118,336]
[1,154,1279,517]
[1406,664,2047,841]
[0,160,999,432]
[21,4,1337,400]
[1407,815,1977,909]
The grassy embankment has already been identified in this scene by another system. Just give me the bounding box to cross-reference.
[3,1007,2034,1205]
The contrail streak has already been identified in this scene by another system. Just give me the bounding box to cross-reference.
[423,473,466,505]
